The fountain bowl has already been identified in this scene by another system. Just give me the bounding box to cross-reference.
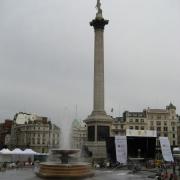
[36,149,94,179]
[51,149,80,155]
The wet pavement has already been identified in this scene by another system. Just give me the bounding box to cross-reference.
[0,167,156,180]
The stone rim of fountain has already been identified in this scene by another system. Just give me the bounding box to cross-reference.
[36,148,94,178]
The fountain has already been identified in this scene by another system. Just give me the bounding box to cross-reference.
[36,149,94,178]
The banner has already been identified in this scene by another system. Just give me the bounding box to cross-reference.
[126,129,157,137]
[115,136,127,164]
[159,137,174,162]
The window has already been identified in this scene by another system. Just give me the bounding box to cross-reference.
[141,119,144,123]
[129,119,133,123]
[150,126,154,130]
[164,121,167,126]
[156,121,161,126]
[172,127,175,131]
[157,116,161,120]
[135,119,139,123]
[129,126,133,129]
[164,127,168,131]
[135,126,139,130]
[173,134,175,138]
[150,121,154,126]
[157,127,161,131]
[164,133,167,137]
[141,126,144,130]
[173,141,176,146]
[171,122,175,126]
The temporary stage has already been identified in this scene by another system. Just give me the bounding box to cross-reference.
[106,130,157,163]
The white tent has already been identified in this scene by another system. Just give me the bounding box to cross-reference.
[23,149,38,155]
[0,148,12,162]
[11,148,35,162]
[11,148,24,162]
[11,148,24,154]
[0,148,12,154]
[0,148,38,163]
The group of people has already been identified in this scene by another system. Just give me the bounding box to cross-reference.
[155,163,178,180]
[0,158,34,171]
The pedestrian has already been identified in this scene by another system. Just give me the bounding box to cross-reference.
[169,173,173,180]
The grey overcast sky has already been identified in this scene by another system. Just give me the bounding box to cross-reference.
[0,0,180,124]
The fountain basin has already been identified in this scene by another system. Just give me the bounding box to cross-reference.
[36,162,94,179]
[51,149,80,155]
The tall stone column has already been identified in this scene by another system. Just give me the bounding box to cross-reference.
[91,19,108,115]
[84,1,113,159]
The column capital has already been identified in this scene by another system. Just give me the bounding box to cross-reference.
[90,18,109,30]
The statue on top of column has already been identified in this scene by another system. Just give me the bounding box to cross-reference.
[96,0,103,19]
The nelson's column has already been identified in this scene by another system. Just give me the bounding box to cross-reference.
[84,0,113,159]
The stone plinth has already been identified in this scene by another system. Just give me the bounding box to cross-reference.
[85,113,113,159]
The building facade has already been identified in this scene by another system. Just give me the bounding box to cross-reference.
[10,112,60,153]
[71,119,87,150]
[176,115,180,146]
[111,103,178,147]
[0,119,13,149]
[146,103,177,147]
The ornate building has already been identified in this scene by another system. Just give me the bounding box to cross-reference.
[111,103,178,147]
[10,112,60,153]
[146,103,177,147]
[71,119,87,150]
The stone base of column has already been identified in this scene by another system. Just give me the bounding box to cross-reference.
[85,141,107,159]
[84,113,113,159]
[85,111,113,124]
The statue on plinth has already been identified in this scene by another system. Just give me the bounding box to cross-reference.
[96,0,103,19]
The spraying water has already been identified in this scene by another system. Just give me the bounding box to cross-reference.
[59,107,74,149]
